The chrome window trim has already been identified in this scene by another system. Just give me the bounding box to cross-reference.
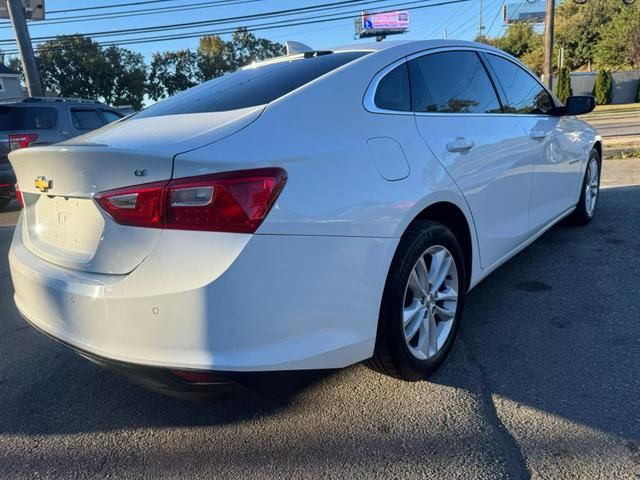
[363,46,562,118]
[480,50,562,112]
[363,57,411,116]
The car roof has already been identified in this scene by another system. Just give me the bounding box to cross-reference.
[0,98,114,108]
[331,39,508,57]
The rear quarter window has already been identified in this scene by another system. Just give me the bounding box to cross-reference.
[0,106,57,131]
[135,51,370,119]
[71,109,105,130]
[100,109,124,124]
[374,63,411,112]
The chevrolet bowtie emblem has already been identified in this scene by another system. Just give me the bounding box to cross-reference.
[34,176,52,193]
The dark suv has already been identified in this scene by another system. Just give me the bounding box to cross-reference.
[0,97,124,210]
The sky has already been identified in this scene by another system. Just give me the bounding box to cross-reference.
[0,0,539,63]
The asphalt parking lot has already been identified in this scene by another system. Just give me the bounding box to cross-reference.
[0,169,639,479]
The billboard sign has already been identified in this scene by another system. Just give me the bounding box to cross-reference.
[356,10,409,38]
[503,2,545,24]
[0,1,45,21]
[362,11,410,31]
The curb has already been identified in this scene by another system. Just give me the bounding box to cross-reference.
[604,146,640,159]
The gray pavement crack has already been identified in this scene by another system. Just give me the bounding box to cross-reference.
[459,333,533,480]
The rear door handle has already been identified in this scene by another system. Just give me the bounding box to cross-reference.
[529,130,548,140]
[446,137,475,153]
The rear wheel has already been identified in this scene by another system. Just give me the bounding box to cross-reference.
[570,149,601,225]
[368,221,466,380]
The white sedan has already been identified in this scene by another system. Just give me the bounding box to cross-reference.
[8,40,600,393]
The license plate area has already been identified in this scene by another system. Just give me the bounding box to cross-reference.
[25,195,105,262]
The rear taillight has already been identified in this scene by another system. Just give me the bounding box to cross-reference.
[95,168,287,234]
[15,184,24,208]
[9,133,38,151]
[95,181,166,229]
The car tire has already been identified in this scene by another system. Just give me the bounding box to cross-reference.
[368,221,466,381]
[569,148,601,225]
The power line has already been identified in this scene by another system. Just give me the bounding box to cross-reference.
[47,0,215,14]
[1,0,472,55]
[0,0,398,44]
[0,0,263,29]
[0,0,440,46]
[421,1,467,38]
[485,0,504,36]
[448,0,501,37]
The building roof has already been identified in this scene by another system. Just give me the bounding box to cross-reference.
[0,64,19,75]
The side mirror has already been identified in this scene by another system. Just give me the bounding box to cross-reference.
[565,96,596,116]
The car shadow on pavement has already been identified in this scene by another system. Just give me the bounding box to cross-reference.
[0,186,638,448]
[431,184,640,444]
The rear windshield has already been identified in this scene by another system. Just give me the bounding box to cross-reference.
[0,106,57,131]
[135,51,369,119]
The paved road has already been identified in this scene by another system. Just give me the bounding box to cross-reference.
[0,187,639,479]
[584,112,640,139]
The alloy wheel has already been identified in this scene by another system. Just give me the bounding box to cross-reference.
[402,245,459,361]
[585,157,599,217]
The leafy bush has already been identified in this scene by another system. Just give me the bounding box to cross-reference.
[593,70,613,105]
[556,66,573,103]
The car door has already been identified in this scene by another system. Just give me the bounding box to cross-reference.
[410,49,534,269]
[482,53,584,232]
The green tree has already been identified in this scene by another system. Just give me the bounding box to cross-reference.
[593,69,613,105]
[197,35,232,81]
[493,23,541,58]
[36,35,104,98]
[147,49,199,101]
[148,29,284,99]
[197,28,285,81]
[555,0,635,70]
[594,3,640,69]
[226,27,285,69]
[7,56,21,75]
[97,46,147,110]
[483,23,543,74]
[556,66,573,103]
[21,35,147,106]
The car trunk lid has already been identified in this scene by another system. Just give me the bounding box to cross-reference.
[9,106,263,275]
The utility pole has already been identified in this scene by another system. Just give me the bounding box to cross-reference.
[478,0,484,37]
[5,0,43,97]
[542,0,555,90]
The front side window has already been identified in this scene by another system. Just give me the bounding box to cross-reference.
[135,51,370,119]
[374,63,411,112]
[408,51,502,114]
[71,109,104,130]
[485,54,555,114]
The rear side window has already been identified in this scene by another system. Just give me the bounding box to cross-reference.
[71,109,105,130]
[408,51,502,114]
[100,109,124,124]
[135,51,370,118]
[484,54,555,114]
[0,106,57,130]
[374,63,411,112]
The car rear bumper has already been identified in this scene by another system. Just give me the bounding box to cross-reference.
[10,216,397,373]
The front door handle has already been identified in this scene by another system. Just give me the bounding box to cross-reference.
[446,137,475,153]
[529,130,548,140]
